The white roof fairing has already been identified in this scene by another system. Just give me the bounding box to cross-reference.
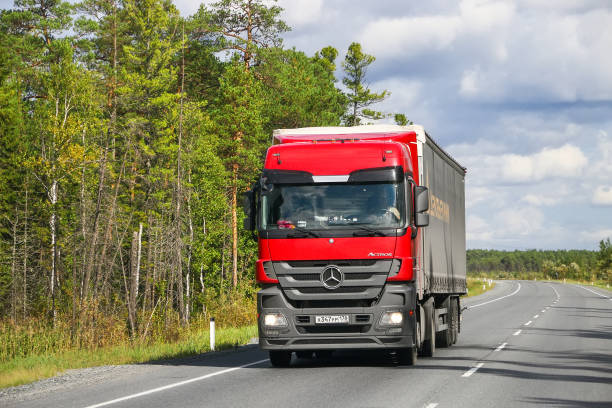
[273,124,426,140]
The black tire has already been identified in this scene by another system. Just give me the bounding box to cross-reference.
[451,298,459,344]
[397,347,417,366]
[314,350,333,359]
[436,298,452,348]
[269,350,292,367]
[295,350,313,359]
[421,304,436,357]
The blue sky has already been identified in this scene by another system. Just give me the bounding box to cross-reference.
[3,0,612,250]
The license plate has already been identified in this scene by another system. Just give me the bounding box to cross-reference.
[315,315,349,324]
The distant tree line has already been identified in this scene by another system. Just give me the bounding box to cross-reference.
[0,0,407,341]
[467,240,612,284]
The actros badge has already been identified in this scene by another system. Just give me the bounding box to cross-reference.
[368,252,392,257]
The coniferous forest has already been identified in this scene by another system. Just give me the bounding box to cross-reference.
[0,0,611,364]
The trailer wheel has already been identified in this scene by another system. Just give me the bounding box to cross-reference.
[451,297,459,344]
[421,303,436,357]
[269,350,292,367]
[437,298,453,348]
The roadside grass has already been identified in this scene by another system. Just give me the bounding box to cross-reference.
[0,323,257,389]
[558,278,612,292]
[464,277,496,297]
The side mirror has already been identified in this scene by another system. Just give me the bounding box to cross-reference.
[243,190,255,231]
[415,212,429,227]
[414,186,429,213]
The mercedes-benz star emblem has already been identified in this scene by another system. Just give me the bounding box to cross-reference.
[320,266,343,290]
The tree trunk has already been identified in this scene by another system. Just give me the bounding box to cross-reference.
[10,210,18,322]
[128,223,142,336]
[22,183,28,319]
[83,135,108,301]
[49,179,58,326]
[231,164,238,288]
[94,152,125,297]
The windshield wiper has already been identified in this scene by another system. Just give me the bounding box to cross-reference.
[352,226,386,237]
[286,226,320,238]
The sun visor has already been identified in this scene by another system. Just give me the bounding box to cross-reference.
[347,166,404,183]
[262,169,314,184]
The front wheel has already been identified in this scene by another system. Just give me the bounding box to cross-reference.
[269,350,292,367]
[421,303,436,357]
[397,347,417,366]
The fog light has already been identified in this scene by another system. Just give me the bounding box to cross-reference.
[381,311,403,325]
[264,313,288,327]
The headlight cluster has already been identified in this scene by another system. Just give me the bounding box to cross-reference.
[380,311,403,325]
[263,313,287,327]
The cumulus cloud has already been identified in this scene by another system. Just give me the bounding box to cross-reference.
[500,144,587,183]
[277,0,324,28]
[592,186,612,205]
[522,194,559,206]
[466,215,493,242]
[580,228,612,243]
[359,15,461,59]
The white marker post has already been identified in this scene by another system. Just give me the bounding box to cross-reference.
[210,317,216,351]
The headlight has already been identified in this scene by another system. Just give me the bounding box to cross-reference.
[380,311,403,325]
[263,313,288,327]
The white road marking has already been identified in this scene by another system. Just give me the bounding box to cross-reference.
[424,404,439,408]
[513,329,522,336]
[541,309,546,313]
[574,284,611,300]
[494,342,507,352]
[466,282,522,309]
[549,284,560,300]
[525,320,532,326]
[462,362,485,377]
[82,359,269,408]
[534,314,539,319]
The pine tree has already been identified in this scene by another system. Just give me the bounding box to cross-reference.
[342,42,389,126]
[193,0,288,288]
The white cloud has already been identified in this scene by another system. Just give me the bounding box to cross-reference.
[278,0,324,28]
[460,68,481,97]
[466,214,493,241]
[592,186,612,205]
[580,228,612,243]
[500,144,587,183]
[496,206,544,236]
[359,15,461,58]
[459,0,515,32]
[522,194,559,206]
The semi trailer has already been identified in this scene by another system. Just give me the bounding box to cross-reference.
[243,125,467,366]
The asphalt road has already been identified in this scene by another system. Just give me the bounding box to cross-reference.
[3,280,612,408]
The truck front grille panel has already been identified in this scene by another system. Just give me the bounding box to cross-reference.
[273,259,392,301]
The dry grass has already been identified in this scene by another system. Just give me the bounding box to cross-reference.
[0,292,258,389]
[464,277,496,297]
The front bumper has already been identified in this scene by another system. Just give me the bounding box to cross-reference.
[258,283,417,350]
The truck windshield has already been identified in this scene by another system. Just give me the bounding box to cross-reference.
[261,182,405,230]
